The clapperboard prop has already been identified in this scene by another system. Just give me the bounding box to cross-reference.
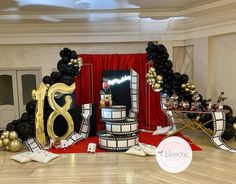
[211,111,236,153]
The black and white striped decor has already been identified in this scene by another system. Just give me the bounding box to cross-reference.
[105,118,138,135]
[211,111,236,153]
[101,106,127,121]
[66,103,92,146]
[25,138,44,152]
[129,69,139,118]
[98,132,139,151]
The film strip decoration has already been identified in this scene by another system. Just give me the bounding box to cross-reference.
[211,111,236,153]
[66,132,84,146]
[160,93,176,130]
[97,131,139,151]
[129,69,139,118]
[101,105,126,121]
[66,103,92,146]
[105,118,138,135]
[25,138,44,152]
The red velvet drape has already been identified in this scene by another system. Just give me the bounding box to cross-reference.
[75,54,167,131]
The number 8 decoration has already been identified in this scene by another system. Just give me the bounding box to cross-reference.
[47,83,76,141]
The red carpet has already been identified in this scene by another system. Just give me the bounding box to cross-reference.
[49,132,202,154]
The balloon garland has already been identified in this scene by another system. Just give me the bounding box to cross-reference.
[146,42,236,140]
[5,48,83,144]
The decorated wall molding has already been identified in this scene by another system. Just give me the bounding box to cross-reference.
[0,1,236,44]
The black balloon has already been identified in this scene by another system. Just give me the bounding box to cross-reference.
[6,123,16,131]
[70,50,78,59]
[187,113,197,119]
[181,74,189,83]
[164,61,173,69]
[43,75,52,85]
[16,121,35,141]
[61,56,70,64]
[226,115,235,124]
[222,123,235,141]
[26,100,36,113]
[59,75,75,86]
[173,72,181,81]
[199,114,213,129]
[20,112,30,121]
[223,105,233,116]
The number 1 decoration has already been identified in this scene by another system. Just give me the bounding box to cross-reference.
[32,83,48,146]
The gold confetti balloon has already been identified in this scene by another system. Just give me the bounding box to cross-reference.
[0,139,3,148]
[8,139,23,152]
[9,131,18,140]
[3,138,10,146]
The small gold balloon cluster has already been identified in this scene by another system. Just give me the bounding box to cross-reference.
[146,67,163,92]
[0,131,22,152]
[68,57,83,67]
[181,82,196,95]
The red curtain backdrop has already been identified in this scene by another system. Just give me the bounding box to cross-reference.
[75,54,167,131]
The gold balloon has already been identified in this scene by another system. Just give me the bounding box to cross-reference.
[149,67,156,73]
[181,84,186,89]
[5,145,9,151]
[9,131,18,140]
[190,90,196,95]
[2,131,9,138]
[233,122,236,131]
[149,74,154,78]
[153,73,157,77]
[3,138,10,146]
[153,83,161,90]
[185,88,190,92]
[1,135,5,139]
[47,83,75,141]
[190,84,196,90]
[186,82,190,87]
[0,139,3,148]
[77,57,83,66]
[151,78,156,83]
[147,79,152,84]
[8,139,22,152]
[146,73,150,78]
[32,82,48,146]
[156,75,163,81]
[195,116,201,122]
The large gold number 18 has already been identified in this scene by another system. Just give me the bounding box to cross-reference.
[33,82,75,145]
